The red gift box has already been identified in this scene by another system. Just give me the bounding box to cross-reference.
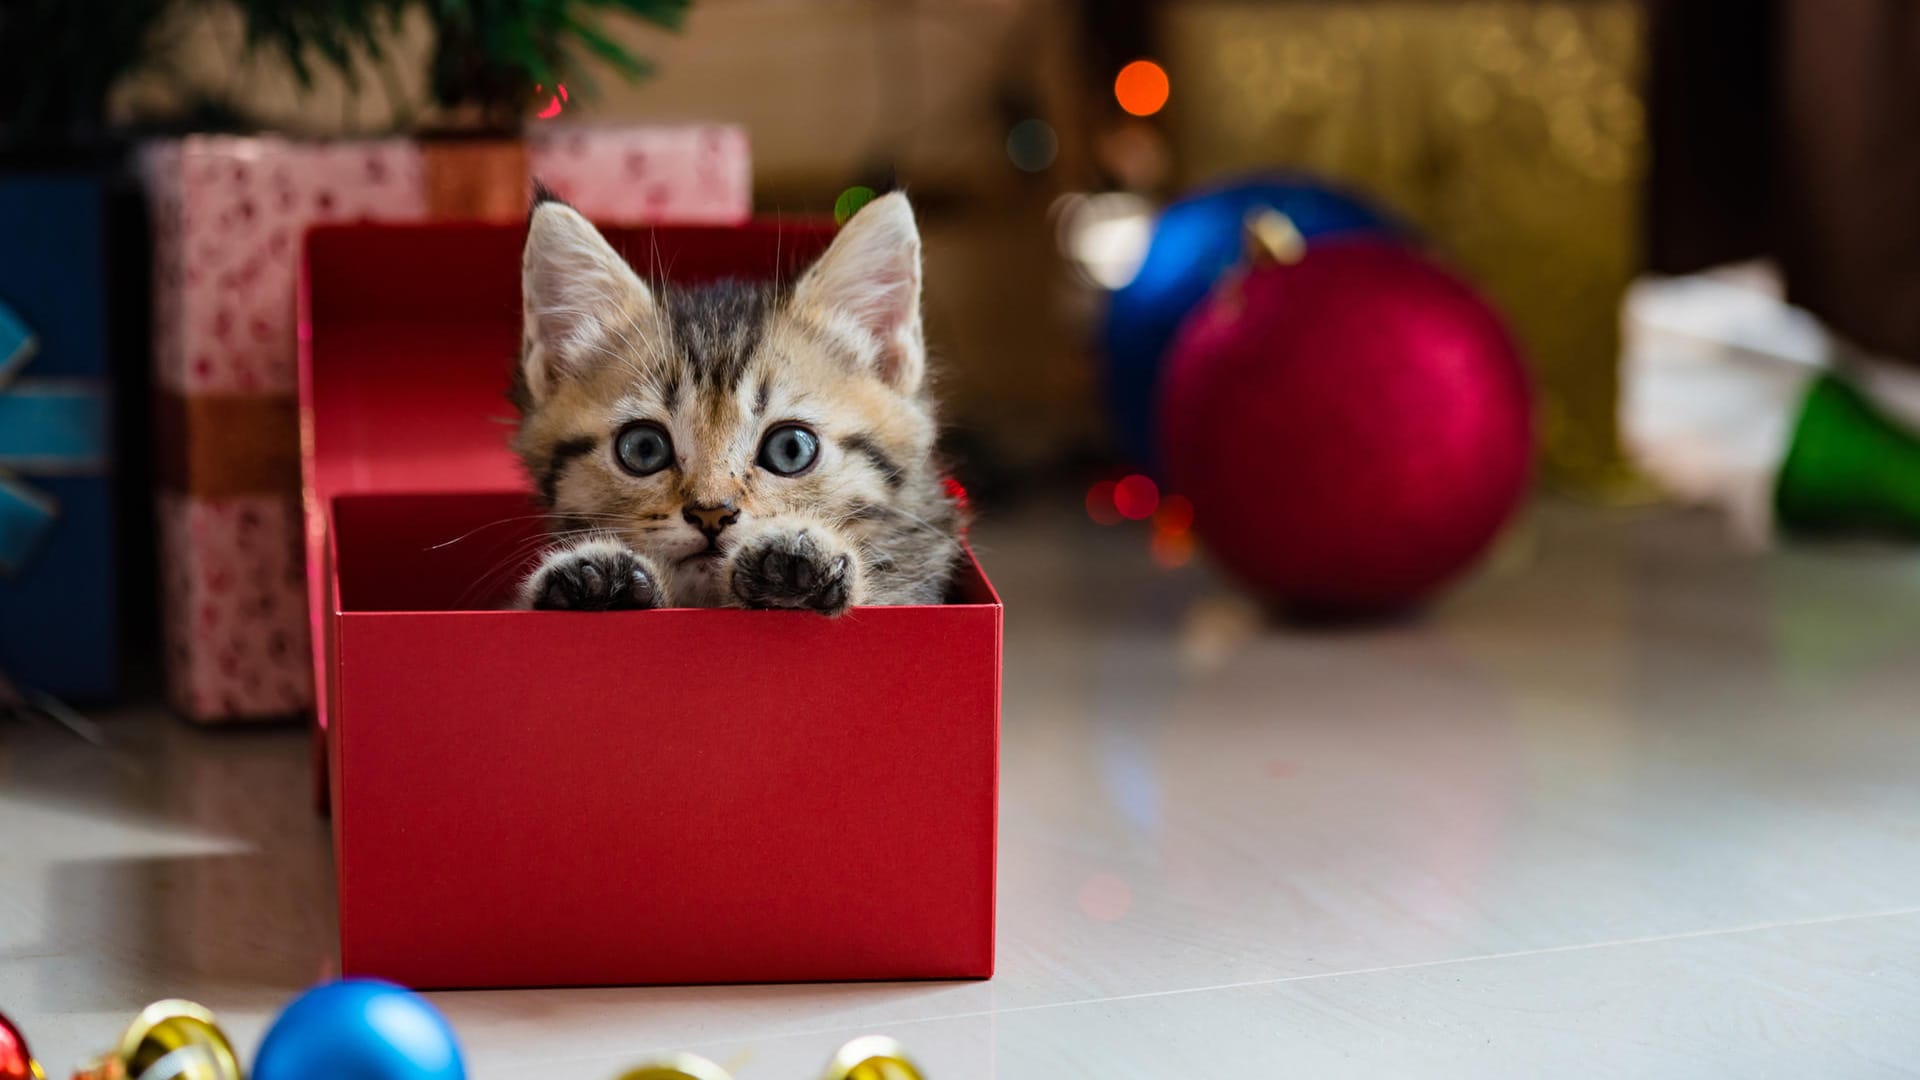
[300,222,1001,988]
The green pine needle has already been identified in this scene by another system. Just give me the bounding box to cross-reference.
[235,0,692,124]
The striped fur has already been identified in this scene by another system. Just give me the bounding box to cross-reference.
[511,192,961,613]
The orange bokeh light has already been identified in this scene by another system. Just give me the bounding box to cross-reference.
[1150,527,1194,569]
[1154,493,1194,535]
[1113,474,1160,520]
[1114,60,1170,117]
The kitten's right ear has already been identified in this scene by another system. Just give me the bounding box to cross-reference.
[521,199,655,405]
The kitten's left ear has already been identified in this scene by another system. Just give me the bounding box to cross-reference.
[521,199,656,406]
[793,192,925,395]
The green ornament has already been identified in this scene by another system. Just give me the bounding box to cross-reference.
[1775,373,1920,538]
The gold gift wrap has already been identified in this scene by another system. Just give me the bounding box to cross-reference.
[1164,0,1646,495]
[71,1001,241,1080]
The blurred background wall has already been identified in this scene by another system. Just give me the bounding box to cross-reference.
[112,1,1107,481]
[15,0,1919,719]
[108,0,1646,492]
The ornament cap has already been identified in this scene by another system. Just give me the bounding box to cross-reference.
[612,1055,733,1080]
[1242,208,1306,267]
[822,1036,924,1080]
[72,1001,239,1080]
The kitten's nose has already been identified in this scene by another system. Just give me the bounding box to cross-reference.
[683,500,739,538]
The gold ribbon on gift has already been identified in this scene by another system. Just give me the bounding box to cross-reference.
[154,390,301,497]
[1164,0,1647,496]
[421,138,531,225]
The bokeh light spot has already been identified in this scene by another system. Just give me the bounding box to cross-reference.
[1078,873,1133,922]
[1095,121,1172,190]
[1057,191,1155,290]
[533,82,569,120]
[1150,527,1194,569]
[1154,493,1194,534]
[834,185,877,226]
[1113,473,1160,520]
[943,476,971,517]
[1085,480,1121,525]
[1005,118,1059,172]
[1114,59,1170,117]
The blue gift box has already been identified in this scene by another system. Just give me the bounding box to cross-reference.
[0,173,117,699]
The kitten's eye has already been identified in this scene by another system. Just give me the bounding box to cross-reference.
[614,421,674,476]
[757,423,820,477]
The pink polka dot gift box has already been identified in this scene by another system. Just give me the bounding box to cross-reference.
[141,128,751,723]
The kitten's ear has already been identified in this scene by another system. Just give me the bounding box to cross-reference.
[521,199,655,405]
[793,192,925,394]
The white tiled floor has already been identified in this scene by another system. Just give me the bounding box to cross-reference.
[5,502,1920,1077]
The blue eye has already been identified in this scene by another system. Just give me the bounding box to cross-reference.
[757,424,820,477]
[614,421,674,476]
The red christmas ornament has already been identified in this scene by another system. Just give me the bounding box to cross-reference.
[0,1011,44,1080]
[1157,237,1532,613]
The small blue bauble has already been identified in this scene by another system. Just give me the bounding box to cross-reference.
[254,980,466,1080]
[1100,174,1399,471]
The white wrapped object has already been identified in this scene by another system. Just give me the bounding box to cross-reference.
[1622,264,1826,544]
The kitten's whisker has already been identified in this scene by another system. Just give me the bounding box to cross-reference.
[453,527,640,609]
[433,516,648,610]
[855,502,963,548]
[425,510,639,553]
[426,513,560,551]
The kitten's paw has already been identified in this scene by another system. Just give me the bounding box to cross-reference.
[522,539,661,611]
[729,529,856,615]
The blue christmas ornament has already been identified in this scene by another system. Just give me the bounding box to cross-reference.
[1100,175,1399,471]
[253,980,465,1080]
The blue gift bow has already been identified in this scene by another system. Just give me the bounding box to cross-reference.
[0,300,109,575]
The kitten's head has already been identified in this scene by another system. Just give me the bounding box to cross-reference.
[511,192,958,607]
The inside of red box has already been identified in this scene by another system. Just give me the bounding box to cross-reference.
[332,492,543,611]
[332,491,998,613]
[303,221,839,503]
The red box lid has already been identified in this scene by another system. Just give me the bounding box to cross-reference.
[298,220,838,504]
[297,219,840,760]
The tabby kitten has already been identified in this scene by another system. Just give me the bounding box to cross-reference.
[510,190,962,615]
